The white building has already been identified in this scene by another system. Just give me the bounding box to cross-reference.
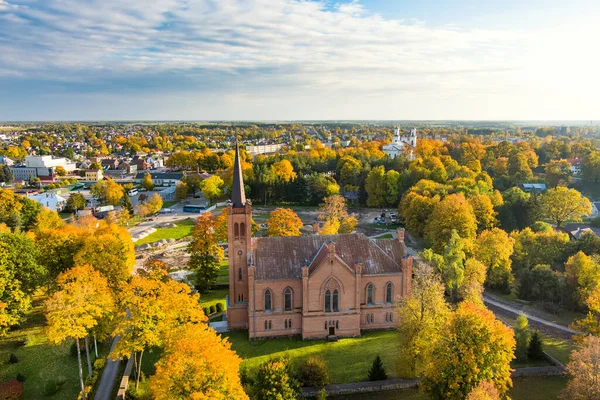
[25,155,77,172]
[246,144,285,157]
[29,192,67,212]
[383,128,417,160]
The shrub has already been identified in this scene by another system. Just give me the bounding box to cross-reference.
[299,356,330,387]
[203,307,209,316]
[317,388,328,400]
[94,358,106,371]
[367,355,388,381]
[15,373,26,382]
[56,376,67,387]
[8,353,19,364]
[0,380,23,400]
[528,330,545,360]
[216,302,224,313]
[44,379,59,396]
[209,305,216,315]
[252,357,300,399]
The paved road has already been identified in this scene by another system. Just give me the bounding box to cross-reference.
[94,336,121,400]
[483,295,578,335]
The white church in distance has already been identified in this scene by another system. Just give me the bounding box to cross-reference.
[383,127,417,160]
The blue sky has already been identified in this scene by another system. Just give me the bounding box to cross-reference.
[0,0,599,121]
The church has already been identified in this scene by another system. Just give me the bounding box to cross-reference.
[383,127,417,160]
[226,146,413,339]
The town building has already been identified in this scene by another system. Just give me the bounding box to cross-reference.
[226,145,413,339]
[29,192,67,212]
[134,172,183,187]
[383,128,417,160]
[10,155,76,181]
[86,169,104,181]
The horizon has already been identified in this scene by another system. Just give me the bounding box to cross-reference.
[1,0,599,120]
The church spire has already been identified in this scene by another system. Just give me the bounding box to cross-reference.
[231,141,246,208]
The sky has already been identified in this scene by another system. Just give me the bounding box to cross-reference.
[0,0,599,121]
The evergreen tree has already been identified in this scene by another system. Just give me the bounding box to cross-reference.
[2,165,12,183]
[514,313,531,362]
[122,192,134,215]
[368,355,388,381]
[528,330,544,360]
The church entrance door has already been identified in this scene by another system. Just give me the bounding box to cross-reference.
[328,326,335,336]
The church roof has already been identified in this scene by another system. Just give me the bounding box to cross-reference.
[252,233,404,280]
[231,143,246,208]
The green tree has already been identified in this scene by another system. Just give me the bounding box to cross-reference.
[0,245,30,336]
[66,193,86,213]
[540,187,592,228]
[200,175,224,204]
[385,170,401,207]
[528,330,544,360]
[250,357,300,400]
[368,355,388,381]
[365,166,387,207]
[175,181,189,200]
[187,212,224,293]
[514,313,531,362]
[122,192,134,215]
[545,159,572,187]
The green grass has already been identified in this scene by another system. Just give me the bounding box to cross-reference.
[134,219,195,245]
[374,233,394,239]
[543,335,576,365]
[161,201,178,209]
[199,288,228,310]
[216,260,229,284]
[224,330,400,384]
[366,223,400,230]
[0,292,109,399]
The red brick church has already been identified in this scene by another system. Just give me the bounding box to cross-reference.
[226,146,413,339]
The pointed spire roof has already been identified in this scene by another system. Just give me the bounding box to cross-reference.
[231,142,246,208]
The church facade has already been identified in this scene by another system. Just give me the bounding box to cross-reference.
[226,146,413,339]
[383,127,417,160]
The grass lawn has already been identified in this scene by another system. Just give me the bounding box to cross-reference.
[134,219,195,245]
[366,223,400,230]
[543,335,576,365]
[216,260,229,284]
[161,200,178,209]
[0,292,109,399]
[224,330,400,384]
[199,288,228,310]
[374,233,394,239]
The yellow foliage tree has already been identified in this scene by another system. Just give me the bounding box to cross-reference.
[91,178,125,206]
[425,193,477,253]
[266,208,303,237]
[339,216,358,234]
[149,323,248,400]
[466,380,500,400]
[271,159,297,183]
[541,187,592,228]
[561,335,600,400]
[45,265,114,400]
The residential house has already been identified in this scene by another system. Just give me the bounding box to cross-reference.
[29,192,67,212]
[518,183,547,194]
[86,169,104,181]
[134,172,183,187]
[117,162,137,174]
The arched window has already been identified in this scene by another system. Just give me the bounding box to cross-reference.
[367,283,374,305]
[284,288,293,311]
[285,319,288,329]
[386,282,393,304]
[264,320,268,330]
[324,290,331,312]
[366,314,370,324]
[238,268,243,281]
[371,313,375,323]
[289,319,292,329]
[268,321,272,330]
[240,222,246,238]
[385,313,389,322]
[264,289,272,312]
[389,313,393,323]
[234,223,239,240]
[324,321,328,330]
[332,290,339,312]
[335,320,339,329]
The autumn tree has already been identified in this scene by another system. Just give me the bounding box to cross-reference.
[250,357,300,400]
[468,194,497,233]
[175,181,189,200]
[66,192,86,213]
[32,208,65,232]
[385,169,401,206]
[339,215,358,234]
[466,380,500,400]
[473,228,515,291]
[149,323,248,400]
[540,187,592,228]
[319,194,348,221]
[45,265,114,400]
[135,193,163,217]
[400,192,440,237]
[565,251,600,306]
[460,258,487,305]
[187,212,224,292]
[266,208,303,237]
[545,160,573,187]
[142,172,155,191]
[561,335,600,400]
[91,178,125,206]
[365,166,387,207]
[425,193,477,253]
[271,159,297,183]
[571,288,600,338]
[54,166,67,176]
[0,245,30,336]
[396,264,451,377]
[422,302,515,400]
[200,175,224,204]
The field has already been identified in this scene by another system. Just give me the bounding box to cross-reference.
[134,219,195,245]
[0,292,109,399]
[225,330,400,384]
[199,288,228,311]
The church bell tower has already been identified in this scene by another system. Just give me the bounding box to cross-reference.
[227,143,252,330]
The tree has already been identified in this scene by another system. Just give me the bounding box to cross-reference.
[112,276,205,390]
[400,192,440,237]
[90,179,124,206]
[136,193,163,217]
[425,194,477,253]
[385,170,401,207]
[460,258,486,305]
[473,228,515,291]
[271,160,297,183]
[339,216,358,234]
[299,356,330,387]
[468,194,497,233]
[0,233,43,293]
[368,355,388,381]
[540,187,592,228]
[33,209,65,232]
[561,335,600,400]
[200,175,224,204]
[422,302,515,400]
[2,165,12,183]
[142,172,154,191]
[571,288,600,338]
[466,380,500,400]
[187,212,224,293]
[514,313,531,362]
[122,192,134,215]
[338,156,362,189]
[545,160,572,187]
[565,251,600,306]
[365,166,387,207]
[54,166,67,176]
[319,194,348,221]
[527,330,544,360]
[45,265,114,400]
[66,193,86,213]
[422,230,468,302]
[175,181,189,200]
[250,357,300,400]
[266,208,303,237]
[0,245,30,336]
[149,323,248,400]
[320,217,340,235]
[396,264,451,377]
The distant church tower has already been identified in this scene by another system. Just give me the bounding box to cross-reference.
[227,143,252,330]
[409,128,417,148]
[392,127,402,144]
